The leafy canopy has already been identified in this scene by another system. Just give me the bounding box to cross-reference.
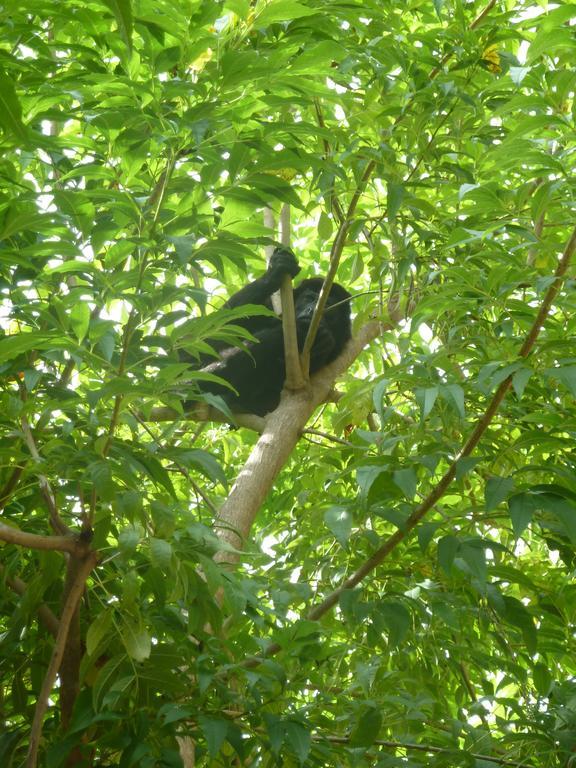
[1,0,576,766]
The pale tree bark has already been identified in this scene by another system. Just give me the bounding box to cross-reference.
[214,321,380,561]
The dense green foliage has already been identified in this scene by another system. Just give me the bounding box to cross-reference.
[1,0,576,765]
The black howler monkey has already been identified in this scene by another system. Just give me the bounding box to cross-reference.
[185,247,351,416]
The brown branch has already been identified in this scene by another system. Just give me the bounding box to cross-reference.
[25,551,98,768]
[280,267,302,389]
[264,207,281,310]
[146,153,176,221]
[100,153,177,462]
[59,558,87,730]
[0,563,59,637]
[0,523,78,553]
[429,0,498,79]
[278,204,305,390]
[302,428,353,447]
[214,321,380,559]
[301,160,376,373]
[0,465,24,512]
[470,0,498,29]
[367,0,499,240]
[317,735,533,767]
[315,11,495,362]
[20,413,69,535]
[145,404,266,432]
[0,358,78,515]
[314,100,346,225]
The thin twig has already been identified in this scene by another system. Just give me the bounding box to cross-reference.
[20,413,69,535]
[279,203,304,389]
[129,408,220,516]
[0,465,24,512]
[301,159,376,373]
[317,734,534,767]
[302,428,353,447]
[0,564,59,636]
[429,0,498,80]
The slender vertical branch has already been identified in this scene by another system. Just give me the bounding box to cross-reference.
[301,159,376,374]
[20,413,69,535]
[278,204,304,389]
[26,551,98,768]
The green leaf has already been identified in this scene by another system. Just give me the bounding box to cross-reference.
[502,596,537,654]
[393,468,417,499]
[548,365,576,397]
[86,609,114,656]
[538,495,576,544]
[532,663,552,696]
[92,656,131,711]
[102,0,133,49]
[0,333,71,361]
[291,41,346,73]
[356,465,386,504]
[512,367,532,399]
[324,506,352,548]
[442,384,465,418]
[115,446,177,498]
[508,493,536,538]
[527,27,576,63]
[225,0,250,17]
[378,600,410,648]
[255,0,317,27]
[0,67,27,144]
[417,521,439,552]
[150,500,175,537]
[460,540,487,582]
[199,716,228,758]
[70,302,91,342]
[284,721,311,763]
[121,571,140,607]
[387,182,404,219]
[45,260,97,275]
[438,535,459,573]
[318,211,333,239]
[350,706,382,747]
[455,457,482,481]
[120,621,151,662]
[149,537,173,569]
[415,387,438,420]
[485,476,514,511]
[118,525,143,553]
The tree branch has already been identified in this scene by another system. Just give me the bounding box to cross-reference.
[0,465,24,512]
[26,551,98,768]
[278,203,305,390]
[316,734,533,767]
[0,563,59,637]
[214,321,380,558]
[146,404,266,432]
[301,160,376,374]
[20,413,69,535]
[0,523,78,553]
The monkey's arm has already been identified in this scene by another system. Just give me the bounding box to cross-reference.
[224,247,300,311]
